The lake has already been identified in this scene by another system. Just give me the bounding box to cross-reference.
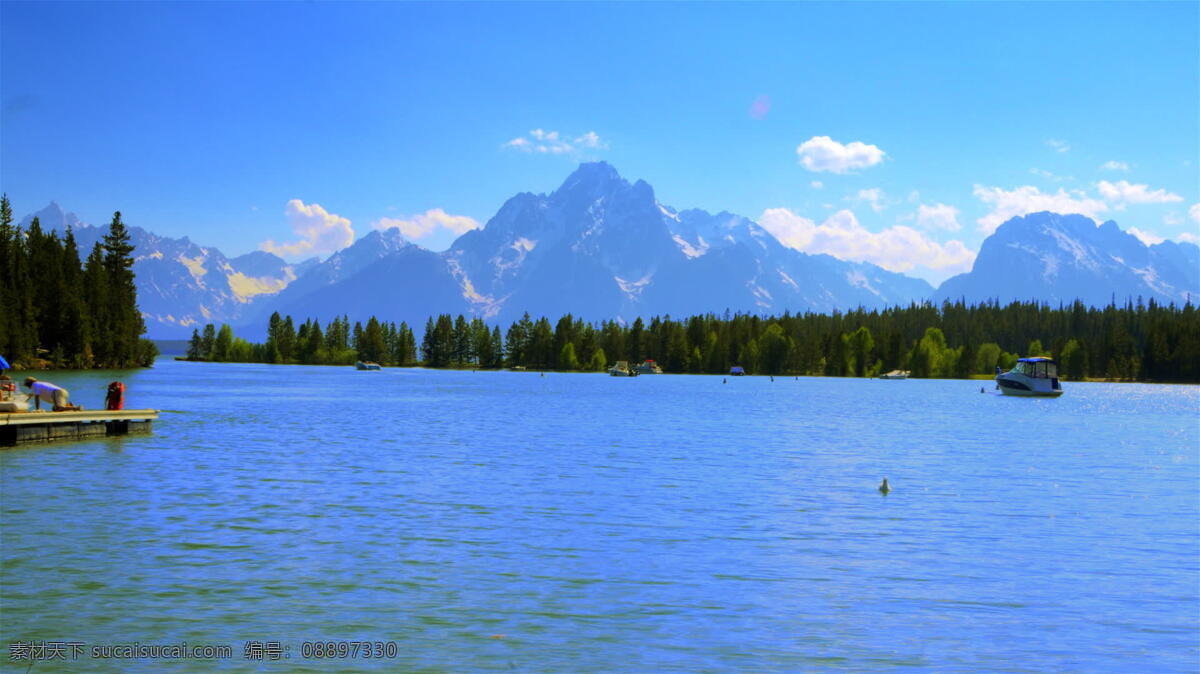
[2,360,1198,671]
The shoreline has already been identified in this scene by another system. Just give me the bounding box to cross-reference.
[158,359,1198,385]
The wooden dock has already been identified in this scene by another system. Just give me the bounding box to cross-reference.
[0,409,159,447]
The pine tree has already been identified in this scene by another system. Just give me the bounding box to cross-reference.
[403,323,419,365]
[7,216,39,363]
[280,316,297,362]
[82,243,109,364]
[452,315,471,364]
[187,329,204,360]
[304,319,324,364]
[0,195,11,360]
[59,227,90,366]
[102,211,144,365]
[363,317,385,363]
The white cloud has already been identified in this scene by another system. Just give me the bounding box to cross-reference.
[795,136,885,174]
[1096,180,1184,210]
[1181,204,1200,244]
[758,208,976,274]
[1163,212,1183,226]
[260,199,355,259]
[575,131,604,149]
[810,180,824,190]
[853,188,886,213]
[972,185,1109,234]
[1099,160,1129,172]
[374,208,480,240]
[915,203,962,231]
[503,128,608,155]
[1127,227,1165,246]
[1046,138,1070,153]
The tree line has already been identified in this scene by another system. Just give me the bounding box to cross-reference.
[0,195,157,368]
[190,299,1198,382]
[185,313,419,366]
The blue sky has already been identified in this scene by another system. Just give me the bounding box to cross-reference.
[2,1,1196,284]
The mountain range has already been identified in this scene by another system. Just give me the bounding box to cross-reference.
[20,163,1199,338]
[933,212,1199,307]
[19,202,317,336]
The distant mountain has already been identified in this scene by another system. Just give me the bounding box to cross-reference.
[241,162,934,331]
[443,162,932,324]
[35,170,1189,342]
[933,212,1200,307]
[236,228,464,339]
[18,201,86,232]
[20,202,315,338]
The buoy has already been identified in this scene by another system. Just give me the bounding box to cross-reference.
[723,378,727,384]
[980,387,985,393]
[770,375,774,382]
[879,478,890,494]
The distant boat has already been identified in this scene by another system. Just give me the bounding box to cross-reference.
[0,378,28,413]
[355,361,382,371]
[879,370,909,380]
[633,359,663,375]
[996,357,1063,397]
[729,366,746,376]
[609,361,638,377]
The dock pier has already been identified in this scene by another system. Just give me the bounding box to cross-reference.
[1,409,159,447]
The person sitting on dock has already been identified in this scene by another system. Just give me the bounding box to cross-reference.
[23,377,80,412]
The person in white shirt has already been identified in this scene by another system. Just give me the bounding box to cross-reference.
[22,377,79,411]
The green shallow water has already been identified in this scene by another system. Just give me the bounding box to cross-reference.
[1,359,1198,671]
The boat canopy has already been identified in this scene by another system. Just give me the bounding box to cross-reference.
[1012,359,1058,378]
[1017,357,1056,363]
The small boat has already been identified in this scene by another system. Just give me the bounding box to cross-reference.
[608,361,638,377]
[729,366,746,376]
[0,378,28,413]
[879,370,909,380]
[996,357,1063,397]
[355,361,382,371]
[633,359,663,375]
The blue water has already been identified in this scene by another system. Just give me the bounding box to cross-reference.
[2,360,1198,671]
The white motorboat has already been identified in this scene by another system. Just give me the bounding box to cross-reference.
[633,359,663,375]
[879,370,909,380]
[996,357,1064,397]
[609,361,638,377]
[0,379,28,413]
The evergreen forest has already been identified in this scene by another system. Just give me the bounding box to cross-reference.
[187,300,1199,382]
[0,195,158,369]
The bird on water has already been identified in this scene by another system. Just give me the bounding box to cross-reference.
[879,478,890,494]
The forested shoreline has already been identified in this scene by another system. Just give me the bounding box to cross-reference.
[184,299,1199,382]
[0,195,157,369]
